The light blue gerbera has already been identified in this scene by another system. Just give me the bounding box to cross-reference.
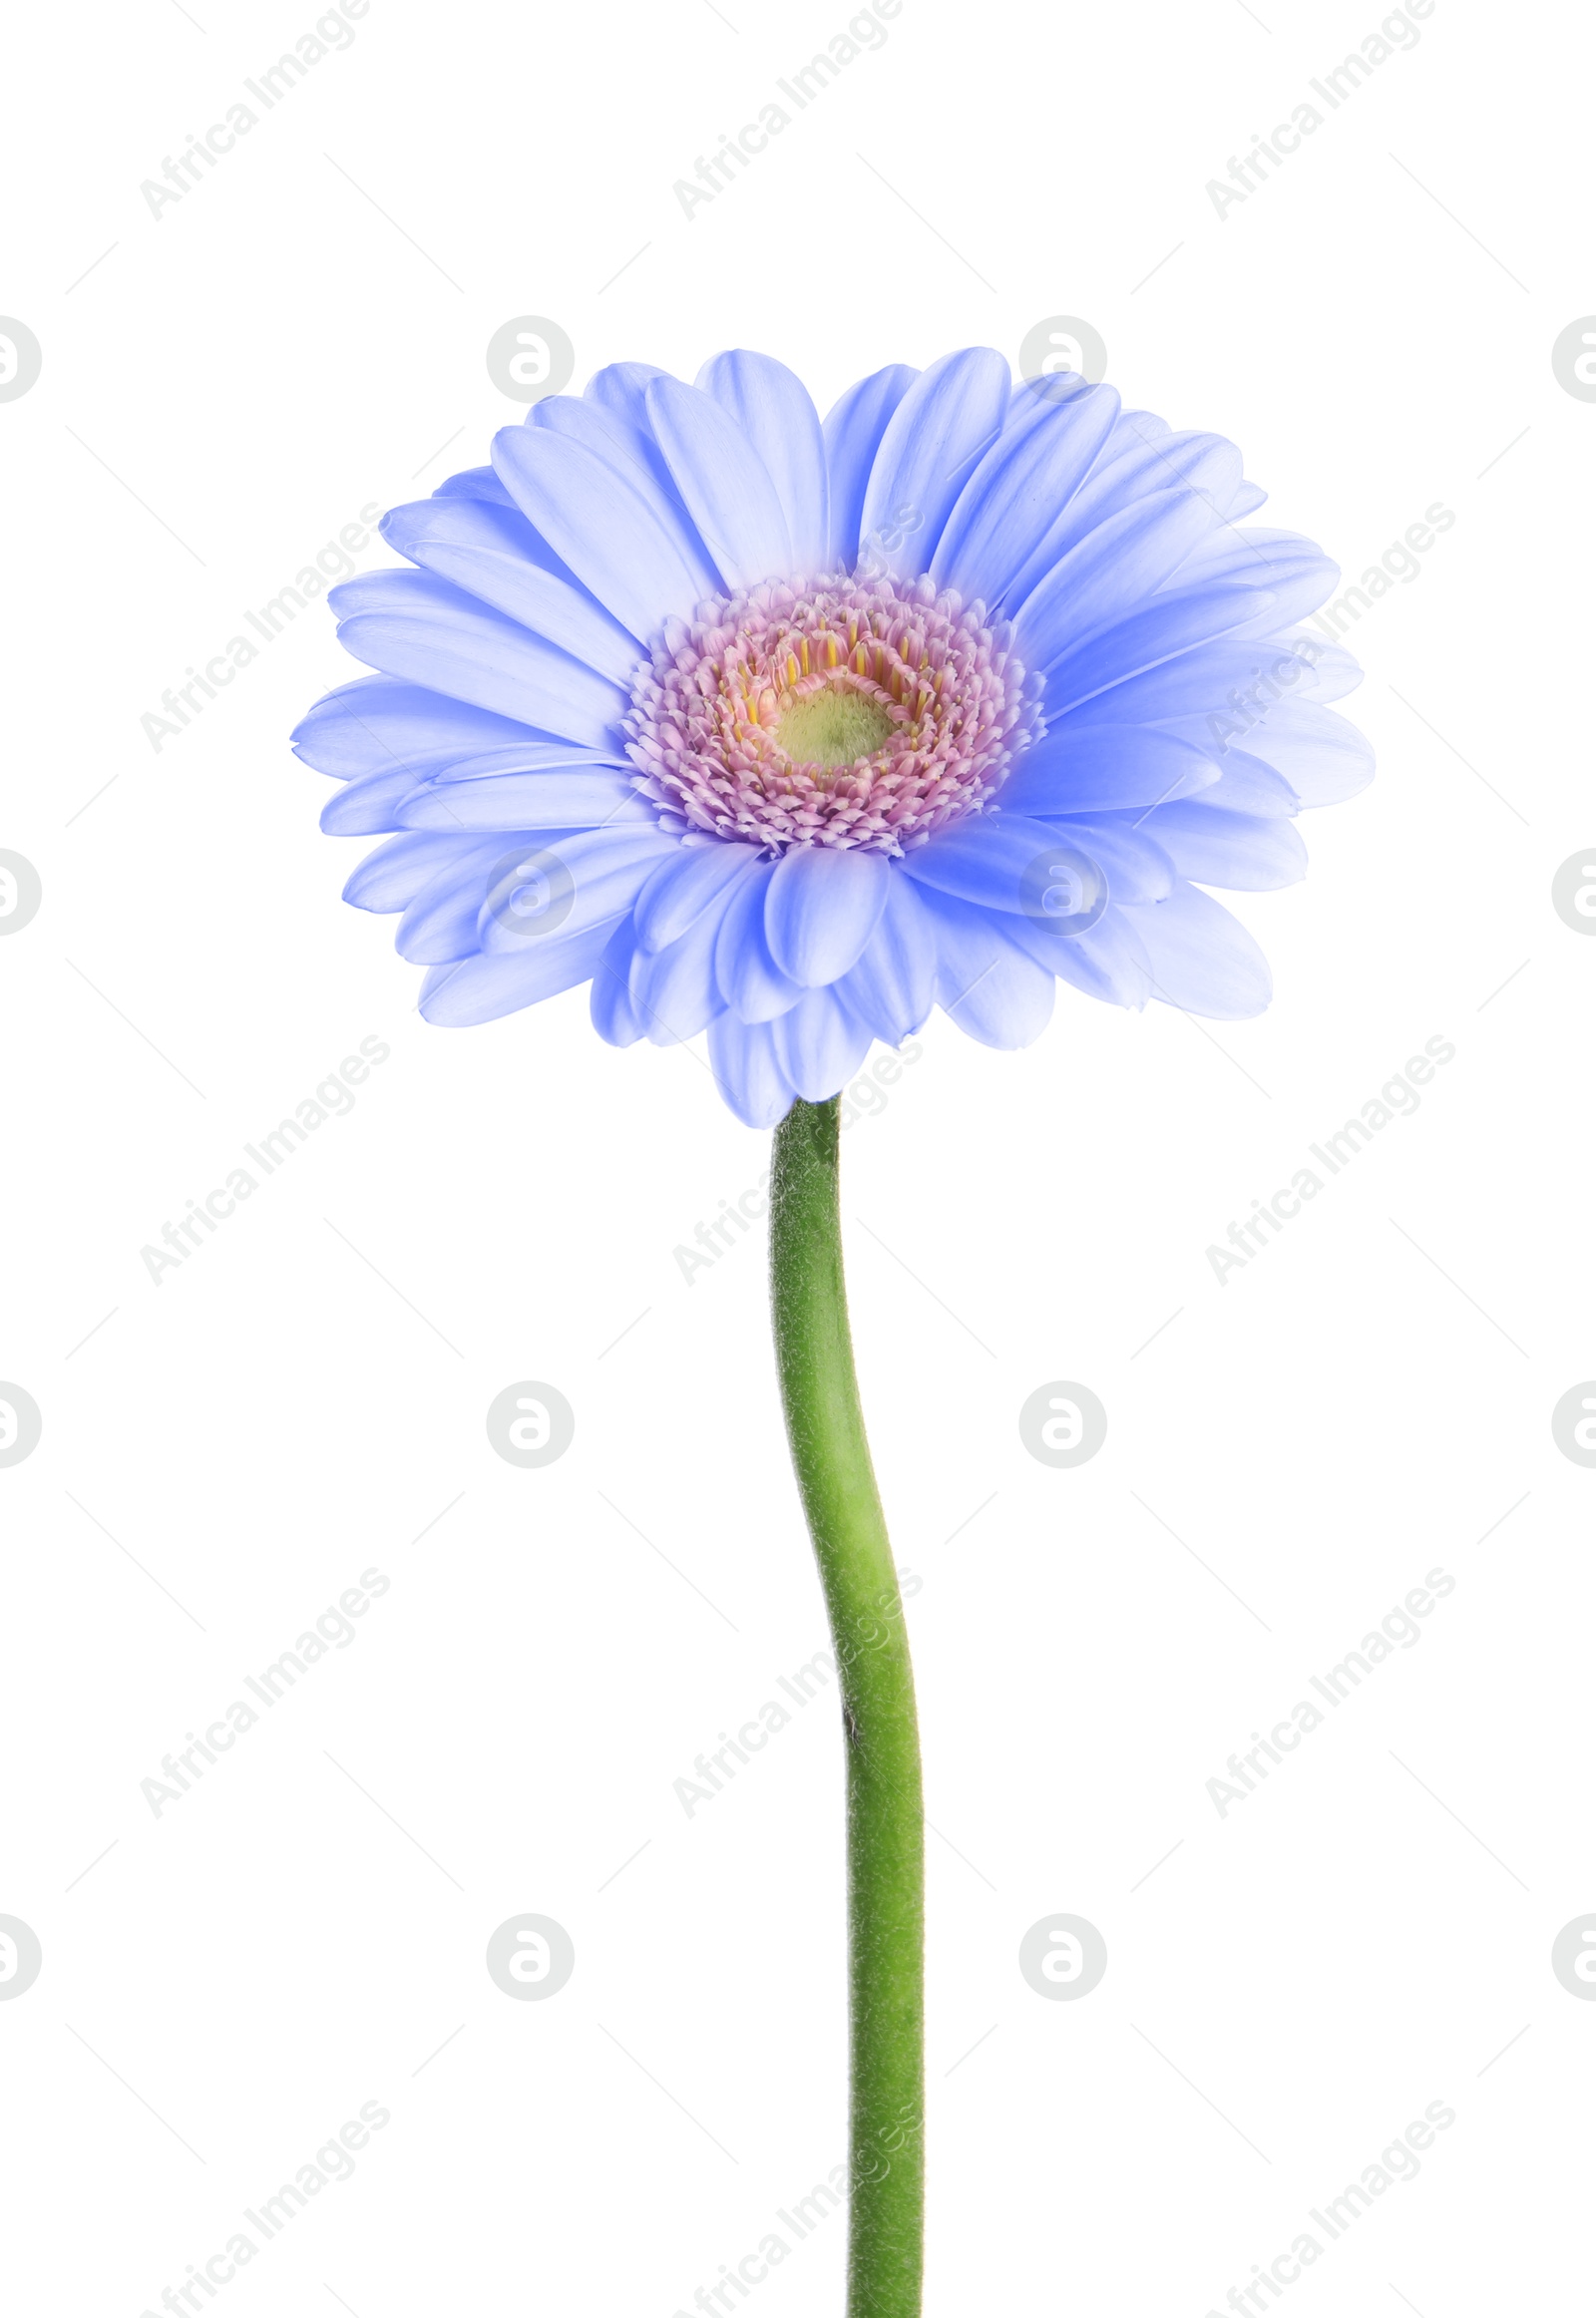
[292,348,1371,1125]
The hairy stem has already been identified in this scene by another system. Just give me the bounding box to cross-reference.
[769,1094,924,2318]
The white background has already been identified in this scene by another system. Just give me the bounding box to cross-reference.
[3,0,1592,2311]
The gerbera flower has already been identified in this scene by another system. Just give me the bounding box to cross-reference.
[292,347,1371,1124]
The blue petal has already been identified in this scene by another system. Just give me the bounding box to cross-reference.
[708,1015,796,1127]
[1186,702,1374,805]
[713,862,806,1023]
[434,465,519,510]
[632,841,763,953]
[765,846,891,985]
[1174,528,1340,633]
[822,364,919,570]
[380,496,643,685]
[397,769,652,831]
[584,361,671,427]
[429,741,623,779]
[903,813,1084,915]
[1122,883,1272,1017]
[1102,406,1174,455]
[1138,803,1307,890]
[643,377,793,591]
[321,765,431,835]
[1228,559,1336,634]
[1043,818,1175,903]
[1041,581,1267,714]
[1093,421,1242,515]
[916,887,1055,1047]
[345,829,510,912]
[292,675,540,778]
[477,826,677,954]
[1001,901,1154,1007]
[999,727,1218,817]
[834,869,938,1042]
[1004,430,1242,608]
[1287,634,1363,702]
[629,899,730,1045]
[697,351,830,574]
[771,987,874,1101]
[491,423,707,641]
[529,391,723,600]
[930,381,1121,605]
[421,919,624,1026]
[1056,636,1330,729]
[1177,752,1300,817]
[858,349,1010,579]
[574,364,726,591]
[397,841,519,962]
[591,918,647,1047]
[1013,489,1220,673]
[329,573,627,750]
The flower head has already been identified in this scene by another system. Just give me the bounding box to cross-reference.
[292,349,1371,1124]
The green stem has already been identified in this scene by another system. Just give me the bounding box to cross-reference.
[769,1094,925,2318]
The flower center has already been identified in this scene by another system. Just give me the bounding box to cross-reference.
[773,687,897,768]
[623,573,1040,855]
